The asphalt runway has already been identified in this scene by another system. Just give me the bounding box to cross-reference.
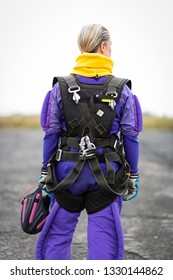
[0,129,173,260]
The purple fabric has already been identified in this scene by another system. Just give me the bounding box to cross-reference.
[40,77,142,171]
[87,199,124,260]
[56,161,120,195]
[133,95,143,132]
[123,134,139,174]
[41,84,66,134]
[117,85,142,136]
[42,133,59,169]
[35,199,123,260]
[35,201,80,260]
[40,91,51,129]
[40,77,143,137]
[37,75,143,260]
[77,75,107,84]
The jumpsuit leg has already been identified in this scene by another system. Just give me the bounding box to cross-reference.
[87,200,124,260]
[39,206,80,260]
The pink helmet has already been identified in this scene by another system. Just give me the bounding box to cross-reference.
[20,184,50,234]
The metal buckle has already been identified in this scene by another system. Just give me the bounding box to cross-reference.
[56,149,62,161]
[68,85,80,93]
[106,92,117,110]
[79,136,96,160]
[106,92,118,98]
[68,86,81,104]
[109,100,116,110]
[78,149,96,160]
[113,139,118,150]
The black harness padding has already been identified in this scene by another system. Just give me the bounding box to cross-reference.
[46,74,131,214]
[57,75,120,139]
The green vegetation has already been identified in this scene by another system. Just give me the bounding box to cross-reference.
[143,115,173,130]
[0,115,40,128]
[0,114,173,130]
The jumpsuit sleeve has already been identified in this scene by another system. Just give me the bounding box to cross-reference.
[40,83,63,169]
[120,85,143,174]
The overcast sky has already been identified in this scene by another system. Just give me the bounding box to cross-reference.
[0,0,173,117]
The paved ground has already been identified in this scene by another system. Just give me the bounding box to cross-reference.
[0,129,173,260]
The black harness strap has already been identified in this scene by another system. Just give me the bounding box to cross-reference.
[66,137,110,149]
[46,146,130,196]
[61,75,127,140]
[46,74,131,213]
[48,160,85,193]
[104,156,115,185]
[62,75,108,139]
[106,76,131,95]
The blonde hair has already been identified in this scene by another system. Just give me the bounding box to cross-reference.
[78,24,110,53]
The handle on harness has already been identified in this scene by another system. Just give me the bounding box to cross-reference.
[79,136,96,160]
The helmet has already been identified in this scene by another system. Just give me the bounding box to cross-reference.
[20,184,50,234]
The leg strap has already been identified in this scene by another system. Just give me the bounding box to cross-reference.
[46,151,129,197]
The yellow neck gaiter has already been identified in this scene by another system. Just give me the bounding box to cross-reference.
[71,53,114,77]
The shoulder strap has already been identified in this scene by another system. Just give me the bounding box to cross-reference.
[52,75,78,88]
[52,74,131,113]
[52,76,59,87]
[106,76,131,99]
[52,75,81,104]
[53,75,131,90]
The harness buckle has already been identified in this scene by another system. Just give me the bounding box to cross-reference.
[68,86,81,104]
[114,139,118,150]
[109,99,116,110]
[79,136,96,160]
[56,149,62,161]
[113,138,122,151]
[106,92,118,110]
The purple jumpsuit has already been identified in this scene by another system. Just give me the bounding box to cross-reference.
[35,75,143,260]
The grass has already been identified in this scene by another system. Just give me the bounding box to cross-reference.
[143,115,173,130]
[0,115,40,128]
[0,114,173,130]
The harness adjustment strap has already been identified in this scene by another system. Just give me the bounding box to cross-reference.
[95,124,107,135]
[69,118,81,129]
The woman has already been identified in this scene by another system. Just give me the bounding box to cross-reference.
[36,23,143,260]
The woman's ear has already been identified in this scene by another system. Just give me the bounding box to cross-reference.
[97,42,106,55]
[97,40,111,57]
[101,42,106,52]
